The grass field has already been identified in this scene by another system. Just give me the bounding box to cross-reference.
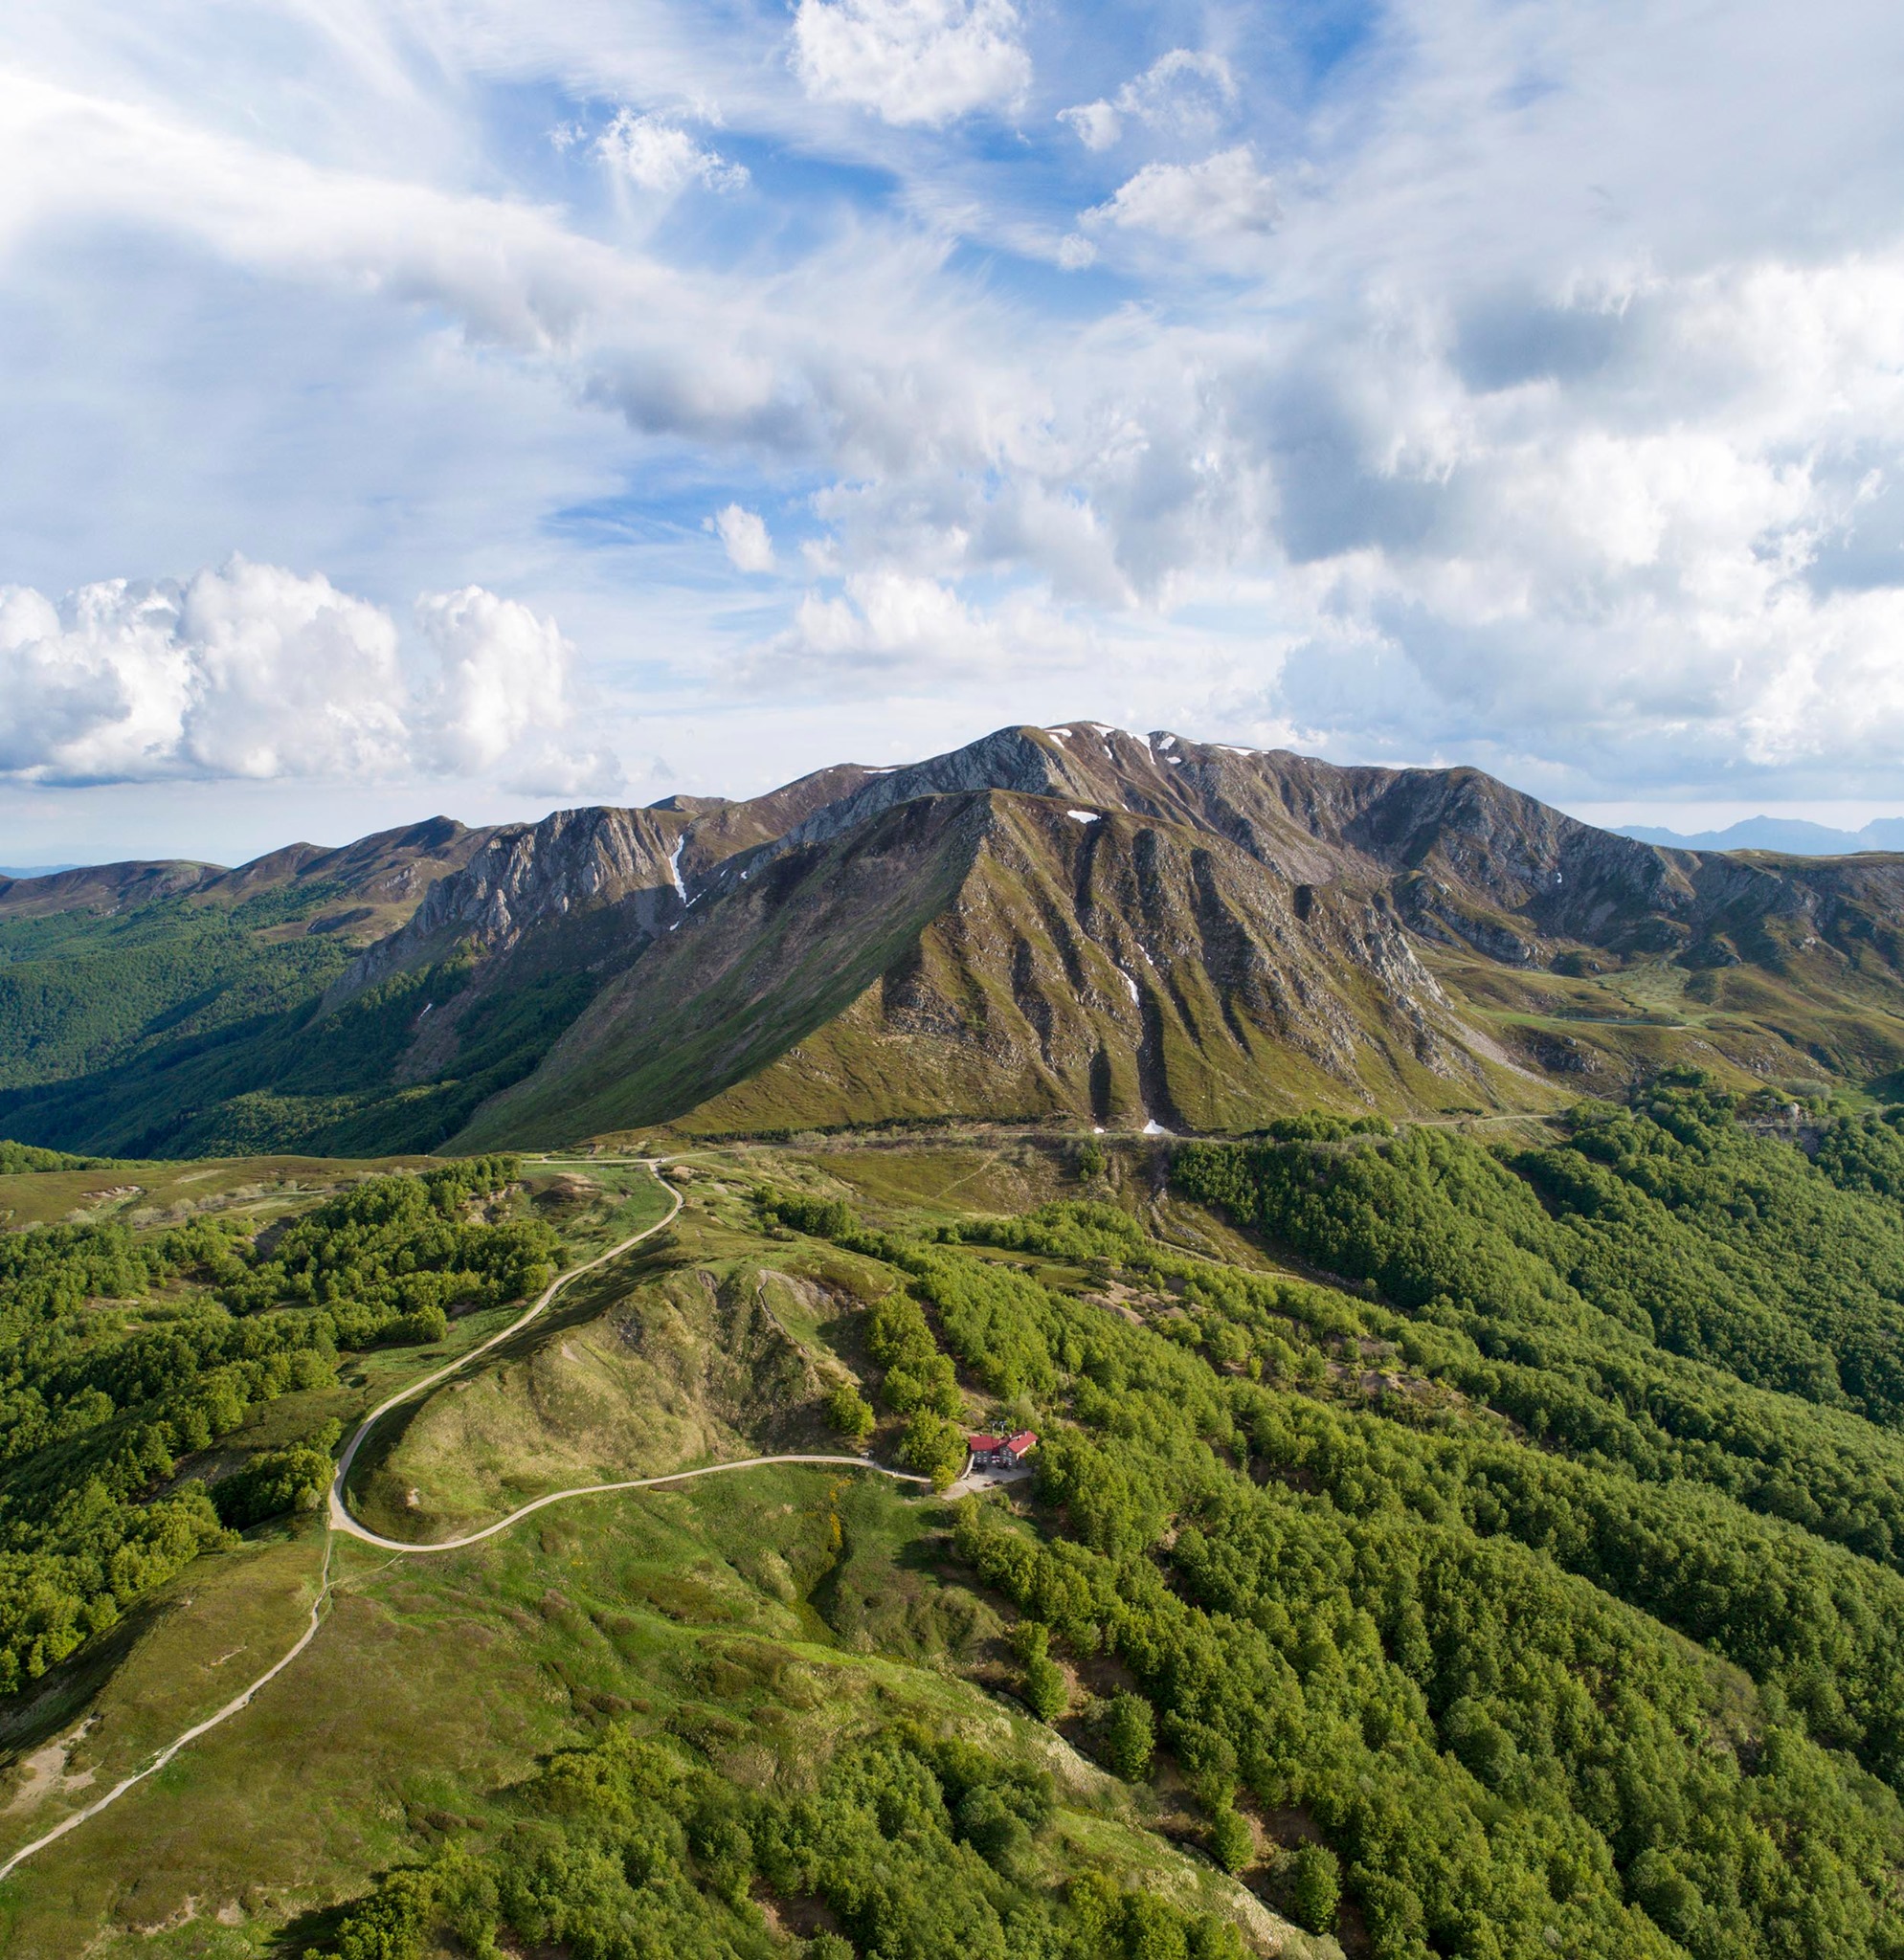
[0,1469,1304,1957]
[0,1147,1325,1955]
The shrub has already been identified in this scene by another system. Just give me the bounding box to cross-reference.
[1209,1806,1253,1875]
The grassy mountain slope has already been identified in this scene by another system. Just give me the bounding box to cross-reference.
[15,1096,1904,1951]
[626,794,1525,1141]
[11,727,1904,1161]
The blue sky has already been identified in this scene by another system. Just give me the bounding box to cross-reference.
[3,0,1904,865]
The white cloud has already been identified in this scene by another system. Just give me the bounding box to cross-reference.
[710,503,775,572]
[593,109,748,195]
[1083,146,1279,241]
[791,0,1030,126]
[1059,48,1236,151]
[0,560,616,790]
[1057,100,1121,152]
[10,0,1904,821]
[749,569,1105,697]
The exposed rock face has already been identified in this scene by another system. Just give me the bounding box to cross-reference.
[330,805,688,1004]
[18,720,1904,1155]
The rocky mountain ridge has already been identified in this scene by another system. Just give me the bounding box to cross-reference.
[8,724,1904,1157]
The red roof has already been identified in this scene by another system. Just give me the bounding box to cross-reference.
[1005,1431,1039,1453]
[968,1434,1004,1452]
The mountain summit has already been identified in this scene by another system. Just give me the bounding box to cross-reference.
[5,724,1903,1156]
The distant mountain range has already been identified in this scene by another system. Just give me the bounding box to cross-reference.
[6,724,1904,1157]
[1618,816,1904,855]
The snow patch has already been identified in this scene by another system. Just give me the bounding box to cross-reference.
[1142,1119,1172,1137]
[1115,966,1140,1004]
[667,835,688,903]
[1066,809,1101,824]
[1045,727,1069,744]
[1219,745,1256,755]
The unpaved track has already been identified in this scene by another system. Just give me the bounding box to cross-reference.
[0,1162,929,1883]
[327,1169,688,1542]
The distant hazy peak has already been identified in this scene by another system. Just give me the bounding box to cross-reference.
[1619,816,1904,856]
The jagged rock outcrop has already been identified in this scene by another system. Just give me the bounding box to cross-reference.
[14,720,1904,1158]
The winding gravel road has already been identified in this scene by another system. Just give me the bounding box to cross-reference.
[0,1161,928,1884]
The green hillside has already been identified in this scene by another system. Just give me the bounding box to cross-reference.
[7,1087,1904,1953]
[11,730,1904,1162]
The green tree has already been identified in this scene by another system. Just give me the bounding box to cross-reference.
[826,1381,876,1441]
[1288,1844,1340,1935]
[1024,1656,1067,1723]
[1106,1690,1154,1780]
[1209,1806,1253,1875]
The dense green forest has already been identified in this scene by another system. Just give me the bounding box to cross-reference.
[0,896,352,1095]
[321,1722,1247,1960]
[0,899,598,1160]
[0,1156,550,1692]
[729,1098,1904,1959]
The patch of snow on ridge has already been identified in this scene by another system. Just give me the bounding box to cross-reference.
[667,836,688,903]
[1066,809,1100,824]
[1142,1119,1172,1136]
[1116,966,1140,1003]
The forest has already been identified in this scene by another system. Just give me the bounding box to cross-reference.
[0,1155,549,1692]
[738,1090,1904,1958]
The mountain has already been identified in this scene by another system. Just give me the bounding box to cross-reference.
[1621,814,1904,855]
[8,725,1904,1157]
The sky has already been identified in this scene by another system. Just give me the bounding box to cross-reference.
[4,0,1904,867]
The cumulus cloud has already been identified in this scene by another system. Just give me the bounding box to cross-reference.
[1082,146,1279,241]
[710,503,775,572]
[593,109,748,195]
[11,0,1904,811]
[0,559,616,789]
[791,0,1030,126]
[746,569,1103,696]
[1059,48,1236,151]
